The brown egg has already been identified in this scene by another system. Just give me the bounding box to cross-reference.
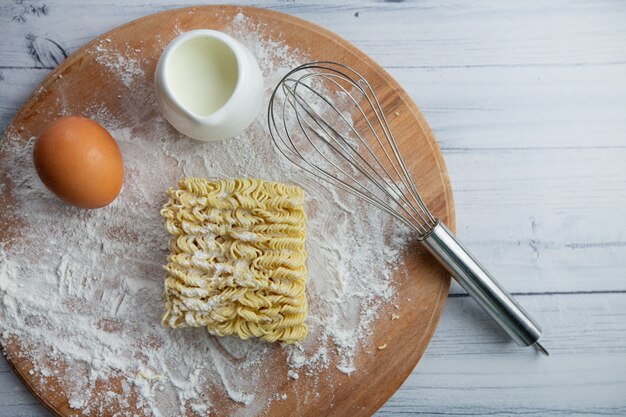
[33,116,124,209]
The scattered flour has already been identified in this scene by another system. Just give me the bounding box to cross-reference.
[0,12,410,416]
[93,39,144,88]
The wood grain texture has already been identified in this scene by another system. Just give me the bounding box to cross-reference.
[0,4,454,417]
[1,1,625,417]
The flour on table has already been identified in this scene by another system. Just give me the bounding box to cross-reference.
[0,12,410,417]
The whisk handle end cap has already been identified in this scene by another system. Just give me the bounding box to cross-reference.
[422,222,543,349]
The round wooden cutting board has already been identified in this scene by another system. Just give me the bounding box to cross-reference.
[0,6,454,417]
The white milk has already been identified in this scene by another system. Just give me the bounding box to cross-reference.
[165,37,239,116]
[155,30,263,141]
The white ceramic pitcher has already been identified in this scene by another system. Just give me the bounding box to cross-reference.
[155,30,263,141]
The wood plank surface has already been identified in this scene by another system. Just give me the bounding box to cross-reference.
[2,1,626,416]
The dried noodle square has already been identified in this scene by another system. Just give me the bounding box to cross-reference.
[160,177,307,343]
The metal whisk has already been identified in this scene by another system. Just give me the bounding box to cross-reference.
[268,61,547,355]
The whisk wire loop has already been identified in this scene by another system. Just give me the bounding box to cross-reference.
[294,73,434,232]
[277,85,420,231]
[268,61,436,238]
[283,77,431,235]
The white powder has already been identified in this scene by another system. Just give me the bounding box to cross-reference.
[93,39,144,88]
[0,12,410,416]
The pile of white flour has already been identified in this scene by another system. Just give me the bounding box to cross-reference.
[0,12,410,416]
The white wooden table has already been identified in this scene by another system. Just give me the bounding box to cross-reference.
[2,1,625,416]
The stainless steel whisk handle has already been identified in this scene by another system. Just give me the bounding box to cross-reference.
[422,222,546,353]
